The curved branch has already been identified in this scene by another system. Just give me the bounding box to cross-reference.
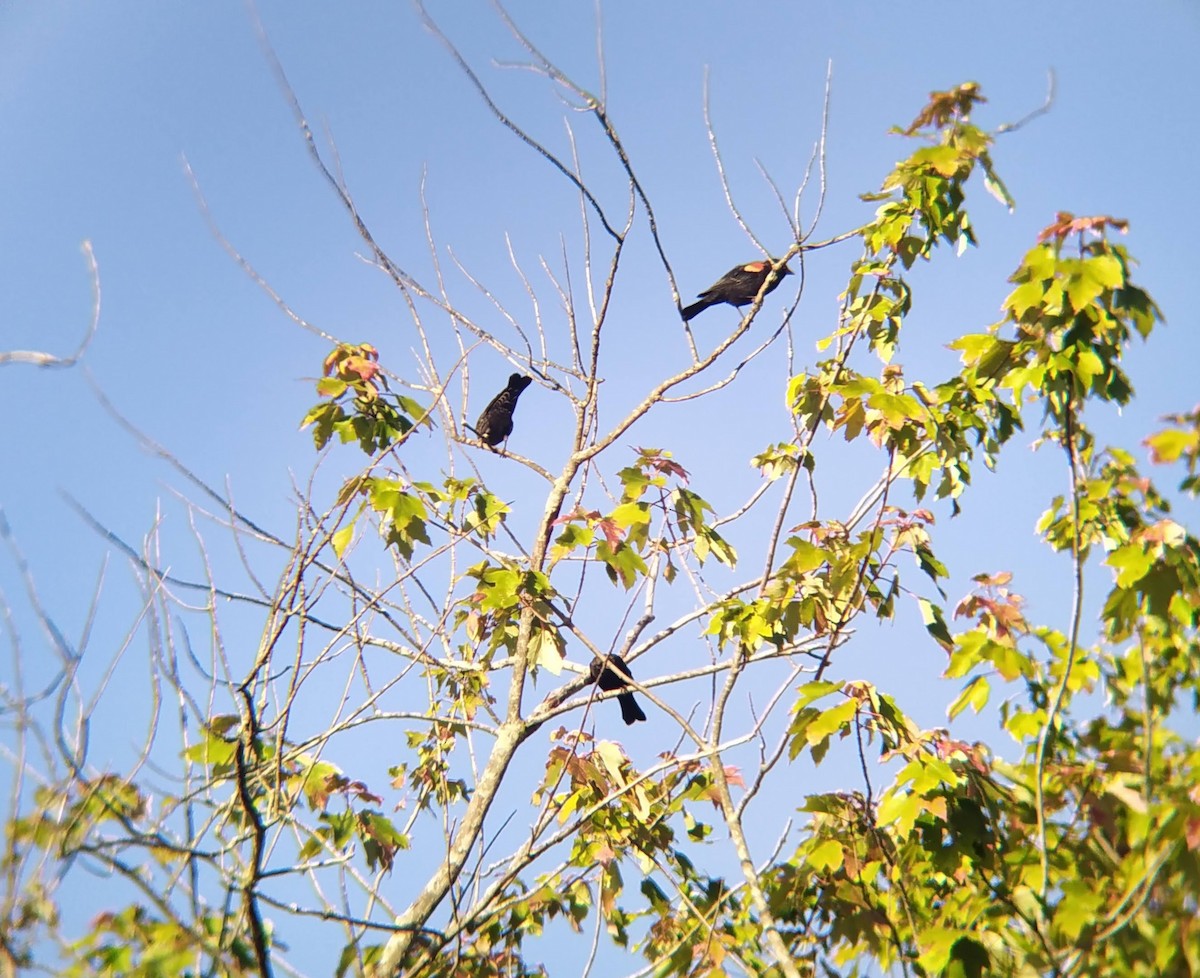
[0,241,101,369]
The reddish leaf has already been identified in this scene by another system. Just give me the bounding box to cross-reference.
[342,355,380,384]
[1186,817,1200,851]
[347,781,383,805]
[971,571,1013,586]
[1036,211,1129,244]
[634,447,690,482]
[551,507,600,526]
[595,517,623,548]
[902,82,985,134]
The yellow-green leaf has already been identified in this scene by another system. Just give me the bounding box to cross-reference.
[877,790,921,835]
[610,501,650,529]
[947,675,990,719]
[530,628,564,675]
[918,598,954,652]
[331,524,354,559]
[806,699,857,744]
[1146,427,1197,464]
[808,838,844,872]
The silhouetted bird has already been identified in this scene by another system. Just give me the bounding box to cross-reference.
[588,654,647,725]
[681,259,793,321]
[474,373,532,448]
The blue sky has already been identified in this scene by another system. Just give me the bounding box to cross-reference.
[2,2,1198,973]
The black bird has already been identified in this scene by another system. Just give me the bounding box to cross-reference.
[681,259,793,321]
[588,654,647,725]
[473,373,532,448]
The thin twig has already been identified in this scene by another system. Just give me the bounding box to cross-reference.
[0,241,102,368]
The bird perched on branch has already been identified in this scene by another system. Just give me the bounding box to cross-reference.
[588,654,647,725]
[681,259,793,321]
[473,373,532,449]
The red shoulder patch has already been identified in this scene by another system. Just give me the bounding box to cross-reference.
[743,261,767,273]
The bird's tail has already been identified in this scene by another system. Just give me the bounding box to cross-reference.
[681,299,711,321]
[618,693,648,724]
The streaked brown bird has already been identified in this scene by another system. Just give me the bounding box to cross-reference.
[681,259,793,321]
[588,654,647,725]
[473,373,532,448]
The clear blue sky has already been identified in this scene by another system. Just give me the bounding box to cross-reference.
[2,2,1198,973]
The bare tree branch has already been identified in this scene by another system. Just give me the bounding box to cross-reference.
[0,241,101,369]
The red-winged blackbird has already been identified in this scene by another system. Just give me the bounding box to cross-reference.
[588,654,647,725]
[681,259,793,321]
[473,373,532,448]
